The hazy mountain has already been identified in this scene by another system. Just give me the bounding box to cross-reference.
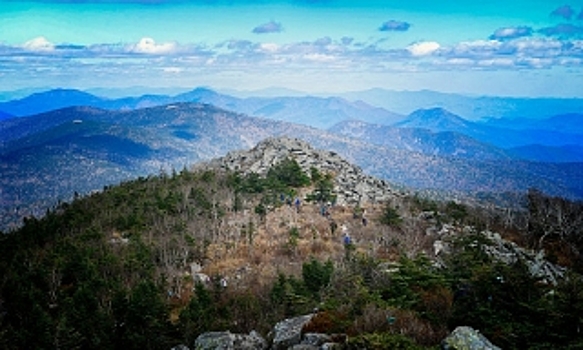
[341,88,583,121]
[85,86,190,99]
[0,87,50,102]
[218,86,310,98]
[0,87,403,128]
[2,102,583,231]
[395,107,583,149]
[329,119,511,161]
[234,96,404,128]
[395,107,474,131]
[484,113,583,135]
[0,110,12,121]
[0,88,107,116]
[507,144,583,163]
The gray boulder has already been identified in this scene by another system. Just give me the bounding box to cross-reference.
[301,333,332,347]
[442,326,501,350]
[194,330,267,350]
[272,314,315,350]
[170,345,190,350]
[288,345,319,350]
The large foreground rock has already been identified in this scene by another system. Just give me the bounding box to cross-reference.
[194,330,267,350]
[272,314,315,350]
[442,326,501,350]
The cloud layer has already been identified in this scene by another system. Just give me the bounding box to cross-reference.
[1,4,583,93]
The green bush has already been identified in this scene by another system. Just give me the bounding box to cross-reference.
[302,258,334,298]
[346,332,425,350]
[379,204,402,227]
[267,157,310,188]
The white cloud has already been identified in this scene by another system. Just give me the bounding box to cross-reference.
[259,43,279,53]
[445,58,475,66]
[130,37,177,54]
[22,37,54,52]
[407,41,440,56]
[302,53,336,62]
[162,67,183,73]
[477,58,514,67]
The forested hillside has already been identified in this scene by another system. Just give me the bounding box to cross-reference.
[1,140,583,349]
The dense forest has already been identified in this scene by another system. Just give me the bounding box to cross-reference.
[1,158,583,349]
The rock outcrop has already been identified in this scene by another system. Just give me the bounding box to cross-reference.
[434,229,566,285]
[194,330,267,350]
[202,137,400,206]
[272,314,315,350]
[441,326,501,350]
[481,231,566,285]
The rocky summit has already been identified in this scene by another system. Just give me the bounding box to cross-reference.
[203,136,401,206]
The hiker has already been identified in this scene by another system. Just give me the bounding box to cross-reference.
[343,232,352,246]
[294,197,301,213]
[341,224,351,245]
[362,208,368,226]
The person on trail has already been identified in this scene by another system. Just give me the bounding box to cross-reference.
[343,232,352,246]
[362,209,368,226]
[294,197,301,213]
[341,224,351,245]
[342,224,354,259]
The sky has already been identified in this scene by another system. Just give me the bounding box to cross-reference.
[1,0,583,97]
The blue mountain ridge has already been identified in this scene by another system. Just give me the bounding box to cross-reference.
[0,88,403,128]
[395,107,583,150]
[1,88,582,162]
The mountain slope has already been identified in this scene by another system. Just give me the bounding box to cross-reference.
[507,144,583,163]
[395,107,583,149]
[0,110,12,121]
[484,113,583,135]
[329,119,512,161]
[0,88,107,116]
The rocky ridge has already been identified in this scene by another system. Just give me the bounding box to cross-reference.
[202,136,401,206]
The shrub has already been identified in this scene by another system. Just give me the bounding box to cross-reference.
[267,158,310,188]
[346,332,424,350]
[302,258,334,298]
[379,204,402,227]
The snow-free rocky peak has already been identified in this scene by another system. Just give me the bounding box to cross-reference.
[202,136,400,206]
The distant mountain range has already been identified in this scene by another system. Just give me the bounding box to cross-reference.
[1,88,581,154]
[2,102,582,231]
[483,113,583,135]
[394,107,583,150]
[340,88,583,121]
[329,119,512,161]
[0,88,403,129]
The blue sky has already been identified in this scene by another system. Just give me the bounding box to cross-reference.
[1,0,583,97]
